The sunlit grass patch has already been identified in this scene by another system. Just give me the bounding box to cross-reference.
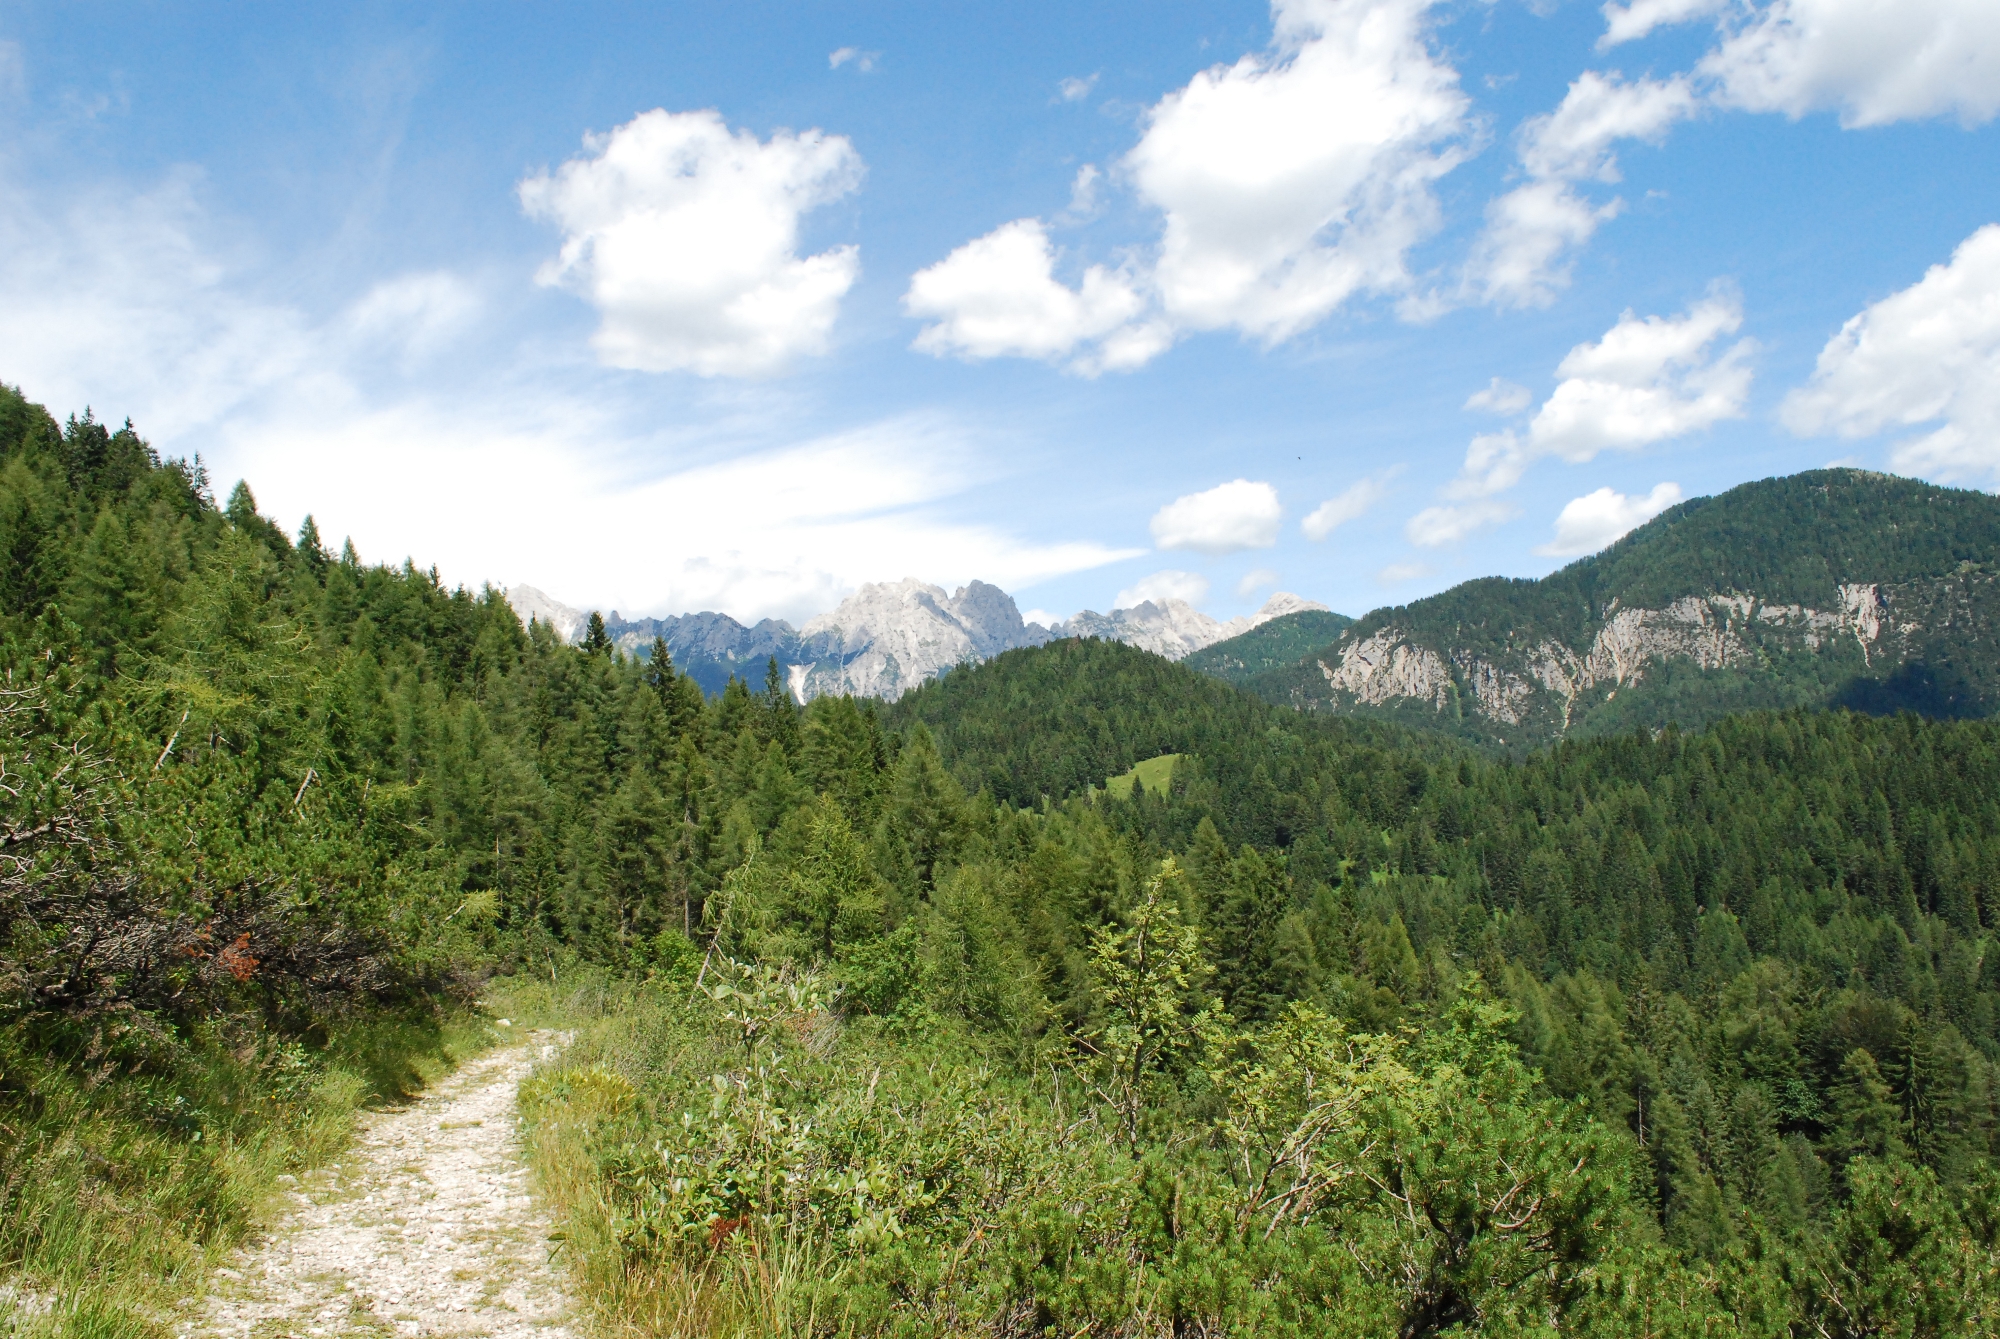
[1103,752,1181,800]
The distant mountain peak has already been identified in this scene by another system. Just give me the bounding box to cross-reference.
[503,585,586,642]
[1054,590,1329,662]
[505,575,1336,699]
[798,577,1052,698]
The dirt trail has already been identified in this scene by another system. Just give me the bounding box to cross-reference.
[193,1032,578,1339]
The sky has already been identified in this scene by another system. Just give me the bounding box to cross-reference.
[1,0,1997,628]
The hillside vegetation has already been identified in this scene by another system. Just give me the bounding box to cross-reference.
[3,382,1998,1337]
[1182,608,1354,684]
[1251,470,2000,747]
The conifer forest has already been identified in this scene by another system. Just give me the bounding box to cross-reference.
[3,381,1998,1336]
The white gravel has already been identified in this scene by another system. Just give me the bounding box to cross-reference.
[193,1034,577,1339]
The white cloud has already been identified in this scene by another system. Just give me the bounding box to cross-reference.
[1467,72,1697,307]
[1405,498,1517,547]
[1131,0,1470,343]
[239,406,1141,624]
[1534,481,1683,557]
[1452,290,1753,496]
[905,0,1472,371]
[1465,376,1531,415]
[0,163,1138,626]
[1700,0,2000,128]
[1151,478,1283,554]
[1020,608,1062,628]
[1781,224,2000,483]
[1302,473,1392,538]
[342,271,482,362]
[1515,72,1696,182]
[903,218,1150,368]
[1600,0,1727,47]
[829,47,880,73]
[1236,567,1281,597]
[0,168,322,441]
[519,108,863,377]
[1376,560,1434,582]
[1058,73,1099,102]
[1058,165,1104,223]
[1116,569,1211,608]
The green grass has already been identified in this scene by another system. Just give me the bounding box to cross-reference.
[0,1007,495,1339]
[1104,752,1181,800]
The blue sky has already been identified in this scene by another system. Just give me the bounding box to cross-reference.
[2,0,1997,626]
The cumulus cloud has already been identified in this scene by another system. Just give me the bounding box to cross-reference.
[1451,290,1753,497]
[1405,499,1517,547]
[905,0,1472,372]
[1376,560,1434,583]
[1302,473,1393,539]
[1600,0,1726,47]
[1534,481,1683,557]
[903,218,1153,369]
[1700,0,2000,128]
[1465,376,1531,415]
[1467,72,1697,307]
[0,163,1139,626]
[1116,569,1211,608]
[1129,0,1470,342]
[1150,478,1284,554]
[1781,224,2000,483]
[519,109,863,377]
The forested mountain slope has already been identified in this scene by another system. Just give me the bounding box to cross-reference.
[885,636,1456,851]
[5,379,1999,1337]
[1251,470,2000,747]
[1183,607,1354,684]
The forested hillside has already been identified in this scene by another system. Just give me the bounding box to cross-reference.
[4,382,1998,1336]
[1251,470,2000,747]
[1182,607,1354,684]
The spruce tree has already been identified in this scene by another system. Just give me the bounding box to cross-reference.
[583,611,611,656]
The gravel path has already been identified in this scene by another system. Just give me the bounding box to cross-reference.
[193,1033,577,1339]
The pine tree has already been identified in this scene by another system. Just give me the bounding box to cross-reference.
[296,514,329,578]
[583,611,611,656]
[1831,1048,1911,1171]
[762,655,799,753]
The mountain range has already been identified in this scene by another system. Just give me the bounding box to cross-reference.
[509,470,1999,735]
[504,579,1328,699]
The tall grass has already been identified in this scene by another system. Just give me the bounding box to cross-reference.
[0,1006,493,1339]
[497,973,839,1339]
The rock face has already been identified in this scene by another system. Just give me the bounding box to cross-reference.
[1301,585,1914,738]
[504,585,587,643]
[1243,470,2000,745]
[1056,592,1329,662]
[796,578,1054,700]
[592,609,805,698]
